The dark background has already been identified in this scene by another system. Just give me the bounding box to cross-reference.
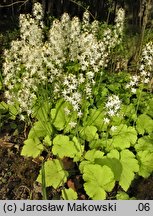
[0,0,153,32]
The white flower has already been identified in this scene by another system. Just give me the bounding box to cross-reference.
[108,109,115,117]
[105,94,121,118]
[144,78,150,84]
[77,110,83,118]
[125,83,130,89]
[20,114,25,121]
[104,117,110,124]
[73,103,79,111]
[64,107,70,115]
[111,126,117,132]
[69,121,77,128]
[2,4,124,118]
[131,88,136,94]
[139,41,153,84]
[86,71,94,79]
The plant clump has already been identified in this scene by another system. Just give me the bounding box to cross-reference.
[1,3,153,200]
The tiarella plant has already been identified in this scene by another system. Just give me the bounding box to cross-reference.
[2,3,153,200]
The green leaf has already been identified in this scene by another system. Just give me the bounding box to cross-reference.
[79,160,91,173]
[89,139,105,149]
[32,101,51,122]
[51,99,66,131]
[121,103,137,121]
[28,121,52,139]
[37,159,68,188]
[72,136,84,162]
[100,139,114,152]
[80,125,98,142]
[110,124,137,149]
[85,149,104,162]
[106,149,120,159]
[107,149,139,191]
[146,98,153,118]
[79,150,105,173]
[52,135,83,160]
[43,135,52,146]
[83,164,115,200]
[8,104,19,120]
[119,150,139,191]
[137,150,153,178]
[95,158,122,181]
[86,109,106,131]
[51,99,77,131]
[136,114,153,135]
[116,191,130,200]
[21,137,44,158]
[61,188,78,200]
[135,136,153,152]
[0,101,8,111]
[0,80,2,90]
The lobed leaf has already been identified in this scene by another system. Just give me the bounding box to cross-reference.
[95,158,122,181]
[61,188,78,200]
[83,164,115,200]
[84,149,104,162]
[107,149,139,191]
[85,108,106,131]
[32,101,51,122]
[136,114,153,135]
[110,124,137,149]
[137,150,153,178]
[135,136,153,152]
[28,121,52,138]
[80,125,99,142]
[52,135,84,160]
[37,159,68,188]
[21,137,44,158]
[51,99,77,131]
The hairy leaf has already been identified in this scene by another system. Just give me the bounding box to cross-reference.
[80,125,98,142]
[110,124,137,149]
[43,135,52,146]
[135,136,153,152]
[85,149,104,162]
[61,188,77,200]
[107,149,139,191]
[21,137,44,158]
[137,150,153,178]
[83,164,115,200]
[136,114,153,135]
[28,121,52,138]
[52,135,83,160]
[95,158,122,181]
[86,108,106,131]
[32,101,51,122]
[37,159,68,188]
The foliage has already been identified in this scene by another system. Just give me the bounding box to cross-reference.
[83,164,115,200]
[61,188,78,200]
[1,3,153,200]
[37,159,68,188]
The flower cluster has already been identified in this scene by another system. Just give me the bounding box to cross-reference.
[103,8,125,50]
[126,41,153,93]
[105,95,121,119]
[3,3,45,115]
[3,3,125,118]
[125,75,140,94]
[139,41,153,83]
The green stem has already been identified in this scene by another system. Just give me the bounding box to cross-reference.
[41,161,47,200]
